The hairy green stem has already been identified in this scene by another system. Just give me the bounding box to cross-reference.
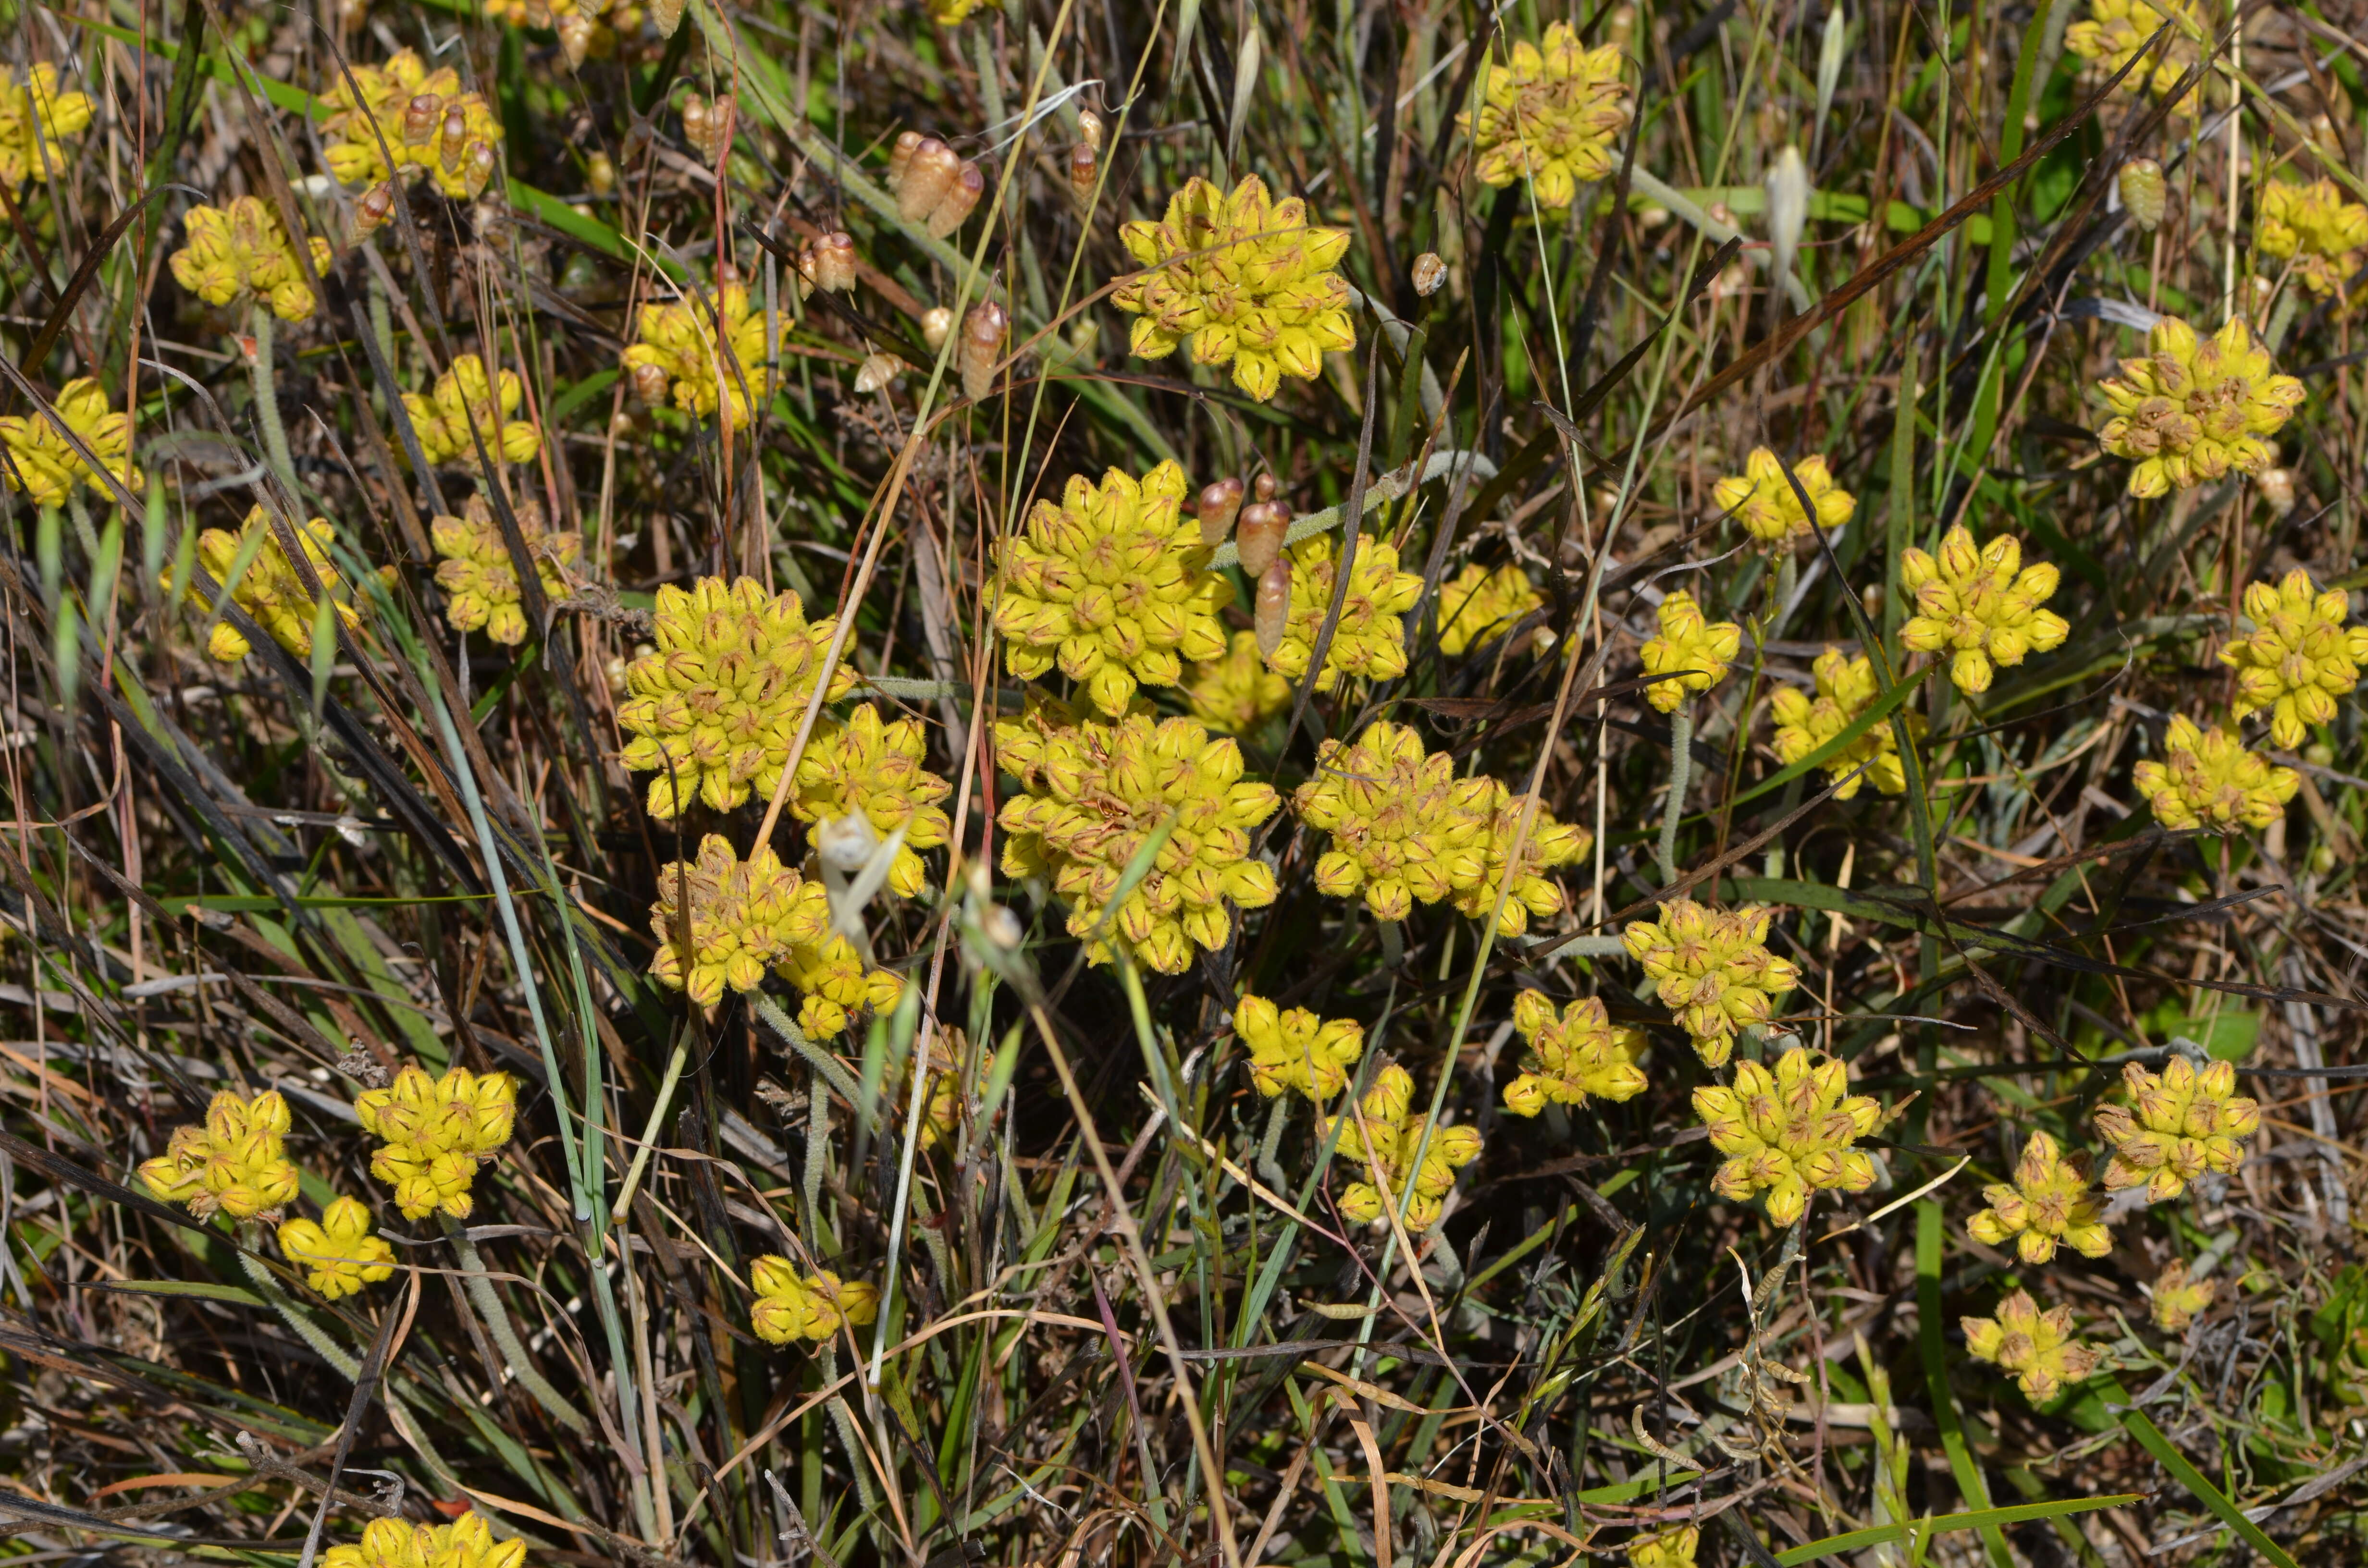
[1659,705,1693,886]
[1257,1096,1290,1195]
[443,1217,593,1434]
[240,1245,361,1379]
[756,992,866,1108]
[803,1059,832,1250]
[250,303,298,498]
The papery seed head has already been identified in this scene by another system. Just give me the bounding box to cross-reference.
[1254,555,1292,659]
[1236,500,1287,576]
[1411,251,1446,296]
[1197,476,1244,546]
[2120,158,2167,232]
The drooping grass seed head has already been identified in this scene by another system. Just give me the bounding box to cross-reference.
[1966,1131,2112,1263]
[1637,589,1740,711]
[1624,900,1801,1066]
[2218,568,2368,747]
[2118,158,2167,231]
[2131,716,2298,831]
[1962,1289,2103,1401]
[2096,315,2304,497]
[1711,448,1855,545]
[991,460,1231,715]
[1233,498,1289,576]
[1112,173,1357,402]
[1769,647,1919,798]
[796,231,858,296]
[1897,525,2070,694]
[959,301,1008,399]
[1501,993,1647,1117]
[1196,476,1245,547]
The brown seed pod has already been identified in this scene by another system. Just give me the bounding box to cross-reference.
[897,138,959,224]
[928,160,984,239]
[1253,472,1278,502]
[1068,141,1098,208]
[959,302,1008,401]
[1254,555,1292,659]
[465,144,497,198]
[556,12,594,68]
[352,181,398,242]
[1197,477,1244,547]
[649,0,688,38]
[854,354,904,394]
[440,106,471,171]
[804,232,858,295]
[629,360,670,404]
[404,93,442,143]
[1235,500,1288,577]
[1411,252,1446,297]
[1076,109,1104,151]
[886,130,923,193]
[683,93,735,163]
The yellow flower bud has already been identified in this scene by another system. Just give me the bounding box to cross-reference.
[319,50,503,199]
[168,196,334,323]
[2065,0,2205,112]
[1896,525,2070,694]
[1769,647,1919,797]
[431,493,579,645]
[1961,1289,2103,1402]
[1637,589,1740,711]
[1437,562,1545,657]
[2131,714,2298,831]
[2093,1056,2258,1203]
[1235,995,1363,1101]
[1261,534,1424,691]
[0,377,143,507]
[277,1197,398,1300]
[1692,1046,1882,1224]
[789,704,953,898]
[1625,900,1800,1066]
[1710,448,1855,545]
[1460,23,1632,209]
[1501,992,1647,1116]
[2218,568,2367,748]
[2096,315,2304,497]
[1320,1064,1481,1231]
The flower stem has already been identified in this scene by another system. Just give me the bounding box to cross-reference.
[1659,704,1693,886]
[443,1216,593,1434]
[1257,1095,1290,1195]
[250,302,298,499]
[239,1241,360,1379]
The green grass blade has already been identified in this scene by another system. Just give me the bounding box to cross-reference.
[2107,1382,2302,1568]
[1775,1493,2143,1565]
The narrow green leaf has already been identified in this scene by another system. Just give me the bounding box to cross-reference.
[2108,1382,2302,1568]
[91,1279,267,1307]
[1918,1201,2013,1568]
[1775,1493,2143,1565]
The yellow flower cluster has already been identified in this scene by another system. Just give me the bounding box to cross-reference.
[1451,777,1591,936]
[790,704,954,898]
[1966,1132,2111,1263]
[1236,995,1364,1100]
[432,493,579,646]
[623,275,773,427]
[169,197,333,323]
[2096,316,2304,497]
[647,834,828,1006]
[2259,178,2368,301]
[355,1065,519,1221]
[1770,648,1915,798]
[406,355,541,467]
[2131,715,2298,831]
[0,378,141,508]
[997,703,1280,973]
[1638,589,1740,712]
[1262,535,1426,691]
[1712,449,1855,544]
[320,50,504,199]
[1437,563,1543,657]
[1626,1526,1699,1568]
[777,936,904,1041]
[748,1257,879,1344]
[1295,720,1486,920]
[1323,1064,1481,1231]
[2093,1055,2259,1202]
[1113,174,1357,402]
[1962,1290,2102,1401]
[169,508,391,664]
[0,64,89,184]
[1623,900,1801,1067]
[323,1513,523,1568]
[1186,629,1292,733]
[2149,1259,2217,1331]
[1693,1046,1881,1225]
[1899,525,2070,695]
[993,461,1231,715]
[2219,568,2367,747]
[278,1197,397,1300]
[1500,992,1647,1117]
[613,576,856,818]
[1461,23,1633,209]
[914,1031,987,1148]
[138,1089,301,1220]
[2064,0,2204,109]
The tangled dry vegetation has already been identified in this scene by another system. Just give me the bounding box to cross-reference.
[6,0,2368,1562]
